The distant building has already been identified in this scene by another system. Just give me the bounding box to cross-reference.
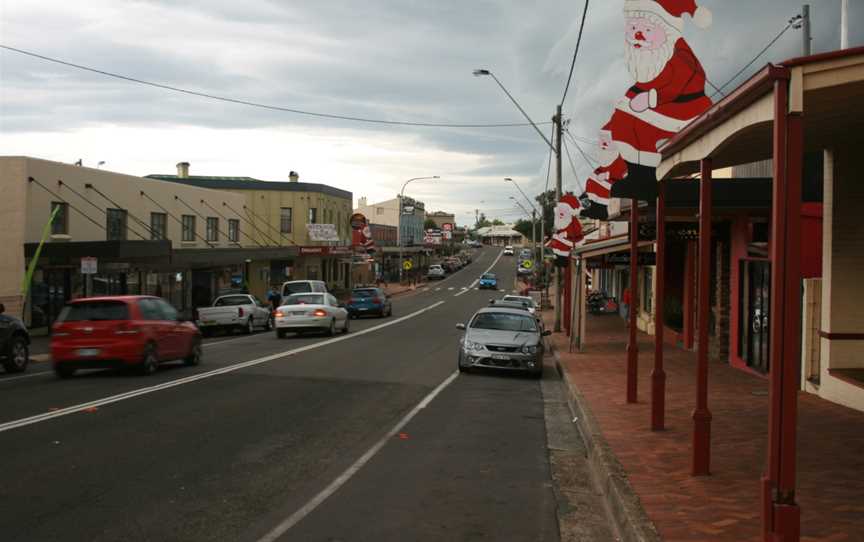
[426,211,455,230]
[475,225,527,246]
[354,196,426,246]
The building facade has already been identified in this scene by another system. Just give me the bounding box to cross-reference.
[426,211,455,230]
[354,195,426,246]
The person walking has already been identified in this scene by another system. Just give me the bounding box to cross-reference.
[267,285,282,312]
[621,287,632,321]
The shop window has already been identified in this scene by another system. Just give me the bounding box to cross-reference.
[280,208,293,233]
[106,208,128,241]
[206,217,219,242]
[228,219,240,242]
[51,202,68,235]
[150,212,167,241]
[308,207,318,224]
[182,215,196,242]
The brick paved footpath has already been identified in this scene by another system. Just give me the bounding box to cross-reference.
[546,313,864,542]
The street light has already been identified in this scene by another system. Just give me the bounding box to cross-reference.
[398,176,439,283]
[506,178,541,266]
[510,197,537,262]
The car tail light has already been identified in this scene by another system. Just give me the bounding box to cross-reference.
[312,309,327,317]
[238,307,245,317]
[114,322,140,335]
[274,310,284,318]
[372,297,381,304]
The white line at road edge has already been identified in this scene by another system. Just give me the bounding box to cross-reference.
[455,249,503,297]
[0,301,446,434]
[256,370,460,542]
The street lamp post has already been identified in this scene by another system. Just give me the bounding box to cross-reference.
[398,176,439,283]
[505,178,540,264]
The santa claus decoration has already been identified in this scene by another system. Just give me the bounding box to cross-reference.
[605,0,713,201]
[547,193,585,267]
[580,126,629,220]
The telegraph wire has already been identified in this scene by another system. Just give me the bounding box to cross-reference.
[710,20,795,100]
[560,0,591,107]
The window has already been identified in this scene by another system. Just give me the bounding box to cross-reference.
[228,219,240,242]
[50,202,68,235]
[150,212,167,240]
[156,299,178,321]
[308,207,318,224]
[182,215,196,242]
[138,298,164,321]
[280,208,293,233]
[206,217,219,242]
[106,208,128,241]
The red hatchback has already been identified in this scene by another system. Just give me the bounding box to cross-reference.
[51,296,202,378]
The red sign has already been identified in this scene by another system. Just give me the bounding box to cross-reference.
[442,223,453,231]
[300,247,326,255]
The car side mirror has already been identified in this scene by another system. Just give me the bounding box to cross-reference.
[542,330,552,337]
[456,323,466,331]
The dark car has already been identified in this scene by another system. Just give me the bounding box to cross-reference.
[346,287,392,318]
[0,303,30,374]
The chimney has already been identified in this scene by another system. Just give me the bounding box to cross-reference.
[289,171,299,182]
[358,197,367,207]
[176,162,190,178]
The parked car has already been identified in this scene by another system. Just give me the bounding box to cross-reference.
[0,303,30,374]
[456,306,550,378]
[519,248,532,260]
[281,280,328,299]
[274,292,349,338]
[502,295,539,315]
[503,246,515,256]
[51,296,202,378]
[346,287,392,318]
[445,257,464,270]
[195,294,273,335]
[478,273,498,290]
[427,265,446,280]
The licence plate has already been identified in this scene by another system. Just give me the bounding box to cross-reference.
[491,354,510,361]
[358,308,369,311]
[291,312,306,316]
[76,348,100,357]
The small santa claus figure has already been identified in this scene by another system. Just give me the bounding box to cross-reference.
[581,126,629,221]
[606,0,713,201]
[548,193,585,267]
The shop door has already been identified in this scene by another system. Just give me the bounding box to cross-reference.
[35,269,72,328]
[742,261,771,373]
[191,271,213,310]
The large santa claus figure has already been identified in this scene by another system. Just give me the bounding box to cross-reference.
[547,193,585,267]
[607,0,713,201]
[580,126,629,221]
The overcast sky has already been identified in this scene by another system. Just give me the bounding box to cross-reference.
[1,0,861,226]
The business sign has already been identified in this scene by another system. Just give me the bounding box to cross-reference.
[604,252,656,267]
[300,247,326,255]
[81,257,97,275]
[401,205,415,215]
[442,223,454,231]
[306,223,339,242]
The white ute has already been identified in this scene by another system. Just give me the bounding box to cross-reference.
[196,294,273,336]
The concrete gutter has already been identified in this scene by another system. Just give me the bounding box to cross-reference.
[545,338,662,542]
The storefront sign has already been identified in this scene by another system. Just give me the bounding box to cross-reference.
[81,257,98,274]
[300,247,326,255]
[605,252,656,266]
[307,224,340,242]
[442,223,453,231]
[329,246,352,256]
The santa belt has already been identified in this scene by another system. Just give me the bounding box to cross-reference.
[629,86,706,103]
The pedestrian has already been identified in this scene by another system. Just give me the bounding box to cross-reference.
[621,287,632,321]
[267,284,282,312]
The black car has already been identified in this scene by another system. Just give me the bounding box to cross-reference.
[0,303,30,373]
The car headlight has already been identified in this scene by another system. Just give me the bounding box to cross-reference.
[521,344,539,354]
[464,340,484,352]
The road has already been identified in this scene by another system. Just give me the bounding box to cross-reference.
[0,247,611,541]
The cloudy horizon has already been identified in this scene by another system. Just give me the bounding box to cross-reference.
[1,0,861,226]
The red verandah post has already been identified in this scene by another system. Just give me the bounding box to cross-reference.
[652,181,666,431]
[626,198,640,404]
[692,159,713,476]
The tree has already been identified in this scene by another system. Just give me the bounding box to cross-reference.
[475,213,491,229]
[491,219,505,226]
[423,218,438,230]
[535,190,557,239]
[512,219,535,241]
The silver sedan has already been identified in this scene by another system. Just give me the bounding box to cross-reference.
[456,307,550,378]
[274,293,349,338]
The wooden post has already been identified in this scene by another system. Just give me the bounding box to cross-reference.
[652,181,667,431]
[692,159,713,476]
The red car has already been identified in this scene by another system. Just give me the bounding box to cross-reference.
[51,296,202,378]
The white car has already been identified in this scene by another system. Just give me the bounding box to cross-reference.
[503,246,515,256]
[502,295,538,315]
[196,294,273,336]
[274,292,349,338]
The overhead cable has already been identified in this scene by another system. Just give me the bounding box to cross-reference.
[560,0,591,107]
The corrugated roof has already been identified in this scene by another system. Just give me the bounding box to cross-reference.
[146,175,352,200]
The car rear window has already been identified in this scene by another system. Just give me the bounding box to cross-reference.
[214,296,250,307]
[283,283,312,295]
[482,273,496,279]
[58,301,130,322]
[352,289,378,298]
[284,293,324,305]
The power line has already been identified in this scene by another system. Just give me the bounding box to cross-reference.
[565,129,598,169]
[711,20,795,100]
[561,137,587,193]
[1,44,553,130]
[560,0,591,107]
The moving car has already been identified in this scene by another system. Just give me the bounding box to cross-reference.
[478,273,498,290]
[346,287,392,318]
[281,280,328,299]
[427,265,446,280]
[456,307,550,378]
[51,296,202,378]
[195,294,273,335]
[274,292,349,338]
[0,302,30,374]
[503,245,515,256]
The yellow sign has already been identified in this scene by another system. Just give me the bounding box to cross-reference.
[403,260,414,271]
[521,259,534,269]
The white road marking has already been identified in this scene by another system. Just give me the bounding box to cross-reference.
[0,301,446,434]
[256,370,460,542]
[435,288,442,291]
[447,287,454,291]
[0,371,53,384]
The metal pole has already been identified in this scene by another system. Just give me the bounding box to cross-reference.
[626,199,639,404]
[554,105,564,332]
[802,5,811,56]
[397,194,403,284]
[531,209,537,267]
[841,0,849,49]
[693,158,713,476]
[652,181,667,431]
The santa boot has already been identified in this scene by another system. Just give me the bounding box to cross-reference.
[580,201,609,221]
[610,163,659,201]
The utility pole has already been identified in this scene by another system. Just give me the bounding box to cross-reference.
[802,4,811,56]
[531,209,537,264]
[554,104,564,332]
[841,0,849,49]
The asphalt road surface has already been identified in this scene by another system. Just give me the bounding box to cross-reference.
[0,247,610,541]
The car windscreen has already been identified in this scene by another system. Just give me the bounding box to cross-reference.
[470,312,537,332]
[58,301,130,322]
[283,283,312,295]
[214,296,250,307]
[481,273,496,280]
[352,289,378,298]
[503,296,535,307]
[284,293,324,305]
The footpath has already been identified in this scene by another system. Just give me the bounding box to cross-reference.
[543,309,864,542]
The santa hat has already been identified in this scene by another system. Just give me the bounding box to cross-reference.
[624,0,712,32]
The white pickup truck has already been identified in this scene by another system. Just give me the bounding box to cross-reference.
[195,294,273,336]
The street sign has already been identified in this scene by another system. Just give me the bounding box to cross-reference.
[402,260,414,271]
[521,259,534,269]
[81,257,97,275]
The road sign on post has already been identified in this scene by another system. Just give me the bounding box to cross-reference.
[81,257,98,275]
[402,260,413,271]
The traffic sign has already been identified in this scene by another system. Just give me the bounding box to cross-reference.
[81,257,98,275]
[402,260,414,271]
[521,259,534,270]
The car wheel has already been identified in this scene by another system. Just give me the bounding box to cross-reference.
[531,367,543,379]
[2,336,29,373]
[245,317,255,335]
[276,329,287,339]
[54,364,76,379]
[326,319,335,337]
[342,318,350,334]
[139,344,159,376]
[183,338,202,366]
